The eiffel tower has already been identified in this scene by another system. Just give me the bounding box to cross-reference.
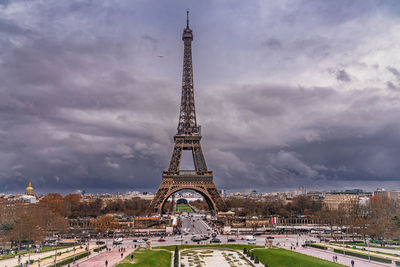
[149,11,227,214]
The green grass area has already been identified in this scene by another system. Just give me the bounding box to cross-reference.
[115,248,171,267]
[253,248,345,267]
[176,204,194,213]
[154,244,263,251]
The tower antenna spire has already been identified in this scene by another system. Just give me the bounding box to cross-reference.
[186,9,189,28]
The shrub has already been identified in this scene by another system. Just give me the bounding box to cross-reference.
[174,246,179,267]
[250,252,254,260]
[243,248,247,254]
[94,245,106,252]
[55,251,90,267]
[305,243,327,250]
[255,256,259,263]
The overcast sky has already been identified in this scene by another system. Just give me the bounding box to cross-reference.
[1,0,400,194]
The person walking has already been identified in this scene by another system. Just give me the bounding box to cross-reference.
[121,252,123,258]
[105,260,108,266]
[351,259,354,267]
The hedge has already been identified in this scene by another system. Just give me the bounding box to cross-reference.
[305,243,327,250]
[94,245,106,252]
[174,246,179,267]
[55,251,90,266]
[396,261,400,266]
[333,248,392,264]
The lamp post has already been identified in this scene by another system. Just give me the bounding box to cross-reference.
[368,240,370,262]
[342,234,345,256]
[73,247,76,264]
[54,246,57,267]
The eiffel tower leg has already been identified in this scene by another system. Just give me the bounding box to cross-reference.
[168,140,183,172]
[149,180,171,213]
[206,186,227,211]
[192,142,207,171]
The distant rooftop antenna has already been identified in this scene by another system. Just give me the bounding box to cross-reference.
[186,9,190,28]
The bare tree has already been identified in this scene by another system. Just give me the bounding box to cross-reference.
[89,215,119,237]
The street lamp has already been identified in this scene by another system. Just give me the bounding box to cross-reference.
[54,242,58,267]
[367,240,370,262]
[73,247,76,264]
[342,234,345,256]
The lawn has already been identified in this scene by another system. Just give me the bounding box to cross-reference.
[115,248,171,267]
[253,248,345,267]
[176,204,194,213]
[154,244,263,251]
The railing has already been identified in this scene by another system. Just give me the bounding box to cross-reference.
[179,170,197,175]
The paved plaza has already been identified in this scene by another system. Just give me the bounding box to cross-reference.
[75,247,134,267]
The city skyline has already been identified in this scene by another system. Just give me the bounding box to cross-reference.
[1,1,400,194]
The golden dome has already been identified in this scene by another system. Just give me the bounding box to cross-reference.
[25,181,34,196]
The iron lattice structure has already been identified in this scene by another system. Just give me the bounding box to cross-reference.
[150,11,227,214]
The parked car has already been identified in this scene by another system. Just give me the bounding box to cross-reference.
[248,240,256,245]
[227,238,236,242]
[96,241,105,245]
[175,237,183,241]
[210,238,221,243]
[157,238,166,242]
[113,241,122,245]
[136,239,145,243]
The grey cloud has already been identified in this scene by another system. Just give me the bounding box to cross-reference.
[336,69,351,82]
[387,81,399,91]
[387,66,400,81]
[261,38,282,50]
[1,0,400,193]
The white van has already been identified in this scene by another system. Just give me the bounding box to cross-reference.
[246,235,255,241]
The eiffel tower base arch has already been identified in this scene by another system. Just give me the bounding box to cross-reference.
[150,176,227,214]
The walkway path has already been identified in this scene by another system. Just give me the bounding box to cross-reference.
[0,246,85,267]
[30,247,89,267]
[326,243,399,262]
[75,247,134,267]
[295,246,390,267]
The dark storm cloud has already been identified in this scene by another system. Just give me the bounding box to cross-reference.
[387,66,400,81]
[261,38,282,50]
[336,69,351,82]
[0,0,400,193]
